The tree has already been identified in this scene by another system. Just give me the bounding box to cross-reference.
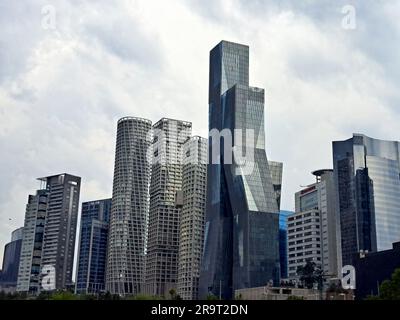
[80,294,97,300]
[126,294,161,300]
[36,291,52,300]
[49,291,77,300]
[287,296,304,300]
[206,294,219,300]
[169,289,175,299]
[368,268,400,300]
[167,288,182,300]
[296,260,324,290]
[0,292,28,300]
[101,292,113,300]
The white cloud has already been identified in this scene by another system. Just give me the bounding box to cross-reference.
[1,0,399,264]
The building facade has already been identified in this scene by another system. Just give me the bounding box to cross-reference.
[106,117,152,295]
[76,199,111,294]
[279,211,292,279]
[177,136,207,300]
[11,228,24,242]
[40,174,81,291]
[235,286,320,300]
[269,161,283,208]
[0,227,24,289]
[145,118,192,297]
[199,41,281,299]
[288,170,340,280]
[17,174,81,293]
[353,241,400,300]
[17,190,49,293]
[333,134,400,265]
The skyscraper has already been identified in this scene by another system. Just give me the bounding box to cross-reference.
[11,228,24,242]
[106,117,152,295]
[17,190,49,293]
[0,227,23,290]
[177,136,207,300]
[269,161,283,208]
[199,41,281,299]
[269,161,288,280]
[279,211,292,279]
[333,134,400,265]
[17,174,81,293]
[76,199,111,294]
[41,174,81,290]
[288,170,340,280]
[145,118,192,297]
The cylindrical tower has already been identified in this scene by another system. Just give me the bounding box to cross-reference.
[106,117,152,295]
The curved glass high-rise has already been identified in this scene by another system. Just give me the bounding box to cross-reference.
[0,228,23,289]
[106,117,152,295]
[199,41,281,299]
[333,134,400,265]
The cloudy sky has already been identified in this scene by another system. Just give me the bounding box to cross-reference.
[1,0,400,263]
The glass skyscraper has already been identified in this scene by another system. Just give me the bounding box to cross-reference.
[41,174,81,291]
[17,190,49,293]
[333,134,400,265]
[76,199,111,294]
[199,41,281,299]
[144,118,192,297]
[269,161,283,209]
[0,227,23,289]
[17,174,81,293]
[279,211,292,279]
[106,117,152,295]
[177,136,208,300]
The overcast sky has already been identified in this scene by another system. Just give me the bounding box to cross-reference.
[1,0,400,263]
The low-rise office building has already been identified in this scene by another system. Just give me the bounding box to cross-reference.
[353,241,400,300]
[235,286,320,300]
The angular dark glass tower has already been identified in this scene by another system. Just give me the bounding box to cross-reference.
[199,41,281,299]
